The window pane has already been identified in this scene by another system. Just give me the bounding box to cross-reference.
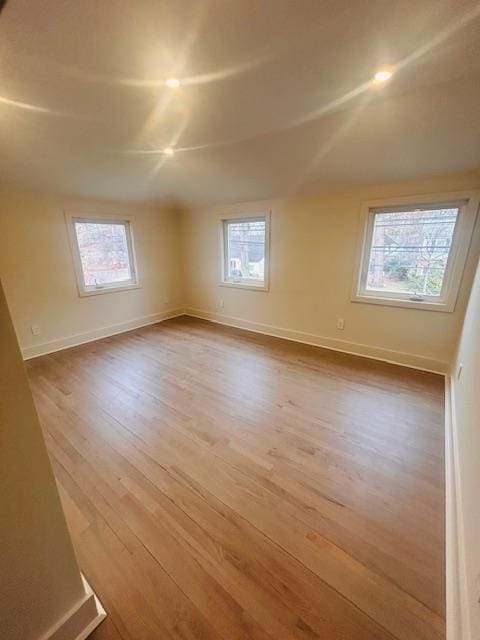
[226,219,265,282]
[366,208,458,297]
[74,221,133,287]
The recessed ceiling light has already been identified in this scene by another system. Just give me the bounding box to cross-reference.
[163,147,175,156]
[373,69,393,84]
[165,78,181,88]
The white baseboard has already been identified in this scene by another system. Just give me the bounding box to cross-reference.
[446,376,470,640]
[22,305,448,373]
[39,574,106,640]
[185,307,448,374]
[22,308,185,360]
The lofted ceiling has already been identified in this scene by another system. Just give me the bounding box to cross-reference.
[0,0,479,205]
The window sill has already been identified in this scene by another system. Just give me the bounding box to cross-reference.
[351,293,454,312]
[220,280,269,292]
[78,283,141,297]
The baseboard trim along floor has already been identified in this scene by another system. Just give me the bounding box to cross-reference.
[39,574,106,640]
[185,307,449,375]
[22,306,449,375]
[22,308,186,360]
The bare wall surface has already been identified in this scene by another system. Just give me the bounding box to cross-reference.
[0,191,184,355]
[0,281,85,640]
[0,171,478,369]
[181,171,480,371]
[451,255,480,640]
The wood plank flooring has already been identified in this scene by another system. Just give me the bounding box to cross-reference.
[26,316,446,640]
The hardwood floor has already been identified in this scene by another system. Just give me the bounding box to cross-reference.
[26,316,446,640]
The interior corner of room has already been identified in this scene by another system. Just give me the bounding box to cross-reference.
[1,2,480,640]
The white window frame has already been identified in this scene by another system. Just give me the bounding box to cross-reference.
[66,212,140,297]
[352,191,479,312]
[219,211,271,291]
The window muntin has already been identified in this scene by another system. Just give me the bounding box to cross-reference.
[365,206,459,299]
[222,217,267,287]
[70,217,138,294]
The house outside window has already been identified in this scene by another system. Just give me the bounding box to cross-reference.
[220,213,270,291]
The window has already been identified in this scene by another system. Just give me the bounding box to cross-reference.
[353,193,479,311]
[220,213,270,290]
[68,216,139,296]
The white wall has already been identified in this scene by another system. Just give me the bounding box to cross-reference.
[1,176,479,636]
[0,191,184,358]
[0,281,86,640]
[2,173,478,370]
[181,171,480,372]
[451,254,480,640]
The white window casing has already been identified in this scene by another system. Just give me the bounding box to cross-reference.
[352,191,479,312]
[66,213,140,297]
[219,211,271,291]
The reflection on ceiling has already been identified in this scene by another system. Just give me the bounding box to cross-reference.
[0,0,479,204]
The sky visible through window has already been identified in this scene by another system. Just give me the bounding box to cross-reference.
[226,219,265,282]
[74,221,132,287]
[366,208,458,297]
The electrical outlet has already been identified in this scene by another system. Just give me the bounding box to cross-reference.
[31,325,41,336]
[219,299,224,308]
[336,318,345,330]
[163,295,169,305]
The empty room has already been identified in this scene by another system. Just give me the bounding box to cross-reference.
[1,2,480,640]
